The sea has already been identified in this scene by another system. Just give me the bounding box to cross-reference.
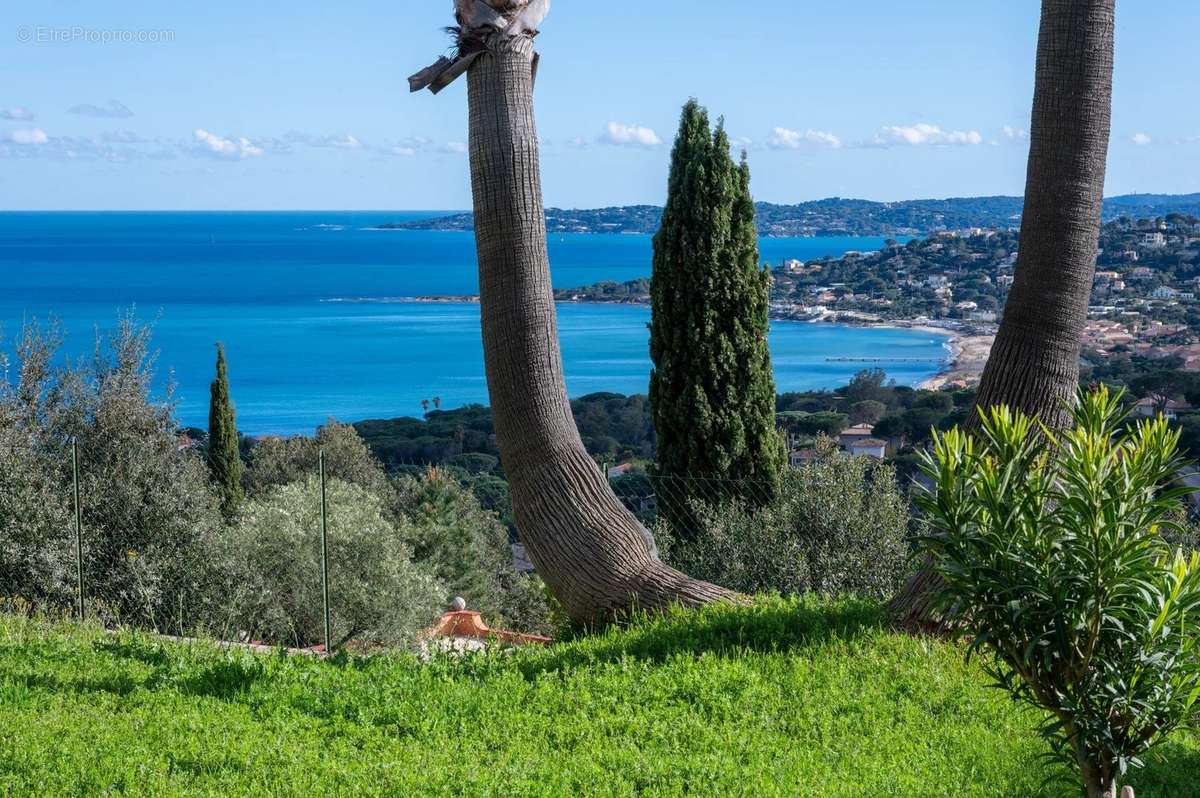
[0,211,951,435]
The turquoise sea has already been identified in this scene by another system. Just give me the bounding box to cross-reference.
[0,212,950,434]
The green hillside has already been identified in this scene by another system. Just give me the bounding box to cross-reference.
[1,599,1197,797]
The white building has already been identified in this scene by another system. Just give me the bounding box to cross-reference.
[847,438,888,459]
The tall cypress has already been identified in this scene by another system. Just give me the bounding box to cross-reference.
[649,100,784,517]
[208,343,244,515]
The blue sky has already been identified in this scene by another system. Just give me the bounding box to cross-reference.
[1,0,1197,210]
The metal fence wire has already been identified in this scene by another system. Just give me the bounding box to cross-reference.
[0,439,777,655]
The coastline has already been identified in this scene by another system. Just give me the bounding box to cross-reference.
[347,294,992,390]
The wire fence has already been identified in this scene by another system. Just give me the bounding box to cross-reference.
[0,436,777,655]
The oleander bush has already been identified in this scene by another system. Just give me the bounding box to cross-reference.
[919,386,1200,798]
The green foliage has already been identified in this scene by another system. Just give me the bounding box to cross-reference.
[649,99,784,511]
[918,386,1200,796]
[207,344,244,516]
[4,598,1198,797]
[849,399,888,426]
[223,478,444,649]
[0,316,224,630]
[393,470,551,636]
[245,419,391,499]
[777,410,849,437]
[661,440,910,600]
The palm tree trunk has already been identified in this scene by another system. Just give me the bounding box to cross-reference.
[890,0,1115,629]
[420,1,736,623]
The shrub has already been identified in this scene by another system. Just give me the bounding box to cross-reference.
[0,316,225,630]
[223,478,444,649]
[394,469,552,635]
[244,420,390,499]
[918,386,1200,798]
[661,439,909,600]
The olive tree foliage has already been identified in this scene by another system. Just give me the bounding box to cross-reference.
[223,478,445,649]
[0,316,225,630]
[244,419,390,499]
[0,323,75,610]
[660,439,910,601]
[245,425,552,635]
[918,386,1200,798]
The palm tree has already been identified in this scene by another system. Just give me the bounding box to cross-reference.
[411,0,734,623]
[890,0,1116,630]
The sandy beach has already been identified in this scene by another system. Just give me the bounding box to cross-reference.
[919,333,995,390]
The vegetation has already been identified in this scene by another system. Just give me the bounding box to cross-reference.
[919,387,1200,798]
[0,315,550,647]
[650,99,784,512]
[0,317,225,631]
[660,440,909,601]
[223,478,444,649]
[380,193,1200,237]
[207,343,244,517]
[3,599,1199,797]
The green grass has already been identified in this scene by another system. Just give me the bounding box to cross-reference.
[1,598,1197,797]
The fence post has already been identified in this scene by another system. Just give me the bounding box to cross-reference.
[318,449,332,655]
[71,439,85,621]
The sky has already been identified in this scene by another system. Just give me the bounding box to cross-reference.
[1,0,1197,210]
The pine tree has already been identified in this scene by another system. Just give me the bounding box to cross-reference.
[208,343,244,516]
[649,100,784,520]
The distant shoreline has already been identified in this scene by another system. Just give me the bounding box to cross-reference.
[323,294,984,389]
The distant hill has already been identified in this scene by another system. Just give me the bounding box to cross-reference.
[378,193,1200,237]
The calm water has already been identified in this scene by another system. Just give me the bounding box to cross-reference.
[0,212,949,434]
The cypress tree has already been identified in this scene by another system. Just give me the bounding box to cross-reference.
[208,343,244,515]
[649,100,784,519]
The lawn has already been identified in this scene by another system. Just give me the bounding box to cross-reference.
[1,598,1197,797]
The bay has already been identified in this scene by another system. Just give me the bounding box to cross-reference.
[0,211,949,434]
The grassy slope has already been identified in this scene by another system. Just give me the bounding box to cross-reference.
[1,598,1197,798]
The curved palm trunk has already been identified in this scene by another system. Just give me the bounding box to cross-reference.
[415,1,735,623]
[890,0,1115,630]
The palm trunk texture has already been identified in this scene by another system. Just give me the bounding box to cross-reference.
[890,0,1115,630]
[416,1,736,623]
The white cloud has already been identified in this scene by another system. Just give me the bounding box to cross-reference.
[193,128,264,159]
[729,136,754,150]
[286,132,364,150]
[767,127,841,150]
[0,107,35,121]
[67,99,134,119]
[872,123,983,147]
[102,129,149,144]
[1001,125,1028,141]
[602,122,662,148]
[390,145,417,157]
[4,127,49,145]
[565,135,590,149]
[1131,132,1153,146]
[443,141,468,154]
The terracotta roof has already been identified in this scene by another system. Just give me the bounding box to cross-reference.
[850,438,889,448]
[424,610,552,647]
